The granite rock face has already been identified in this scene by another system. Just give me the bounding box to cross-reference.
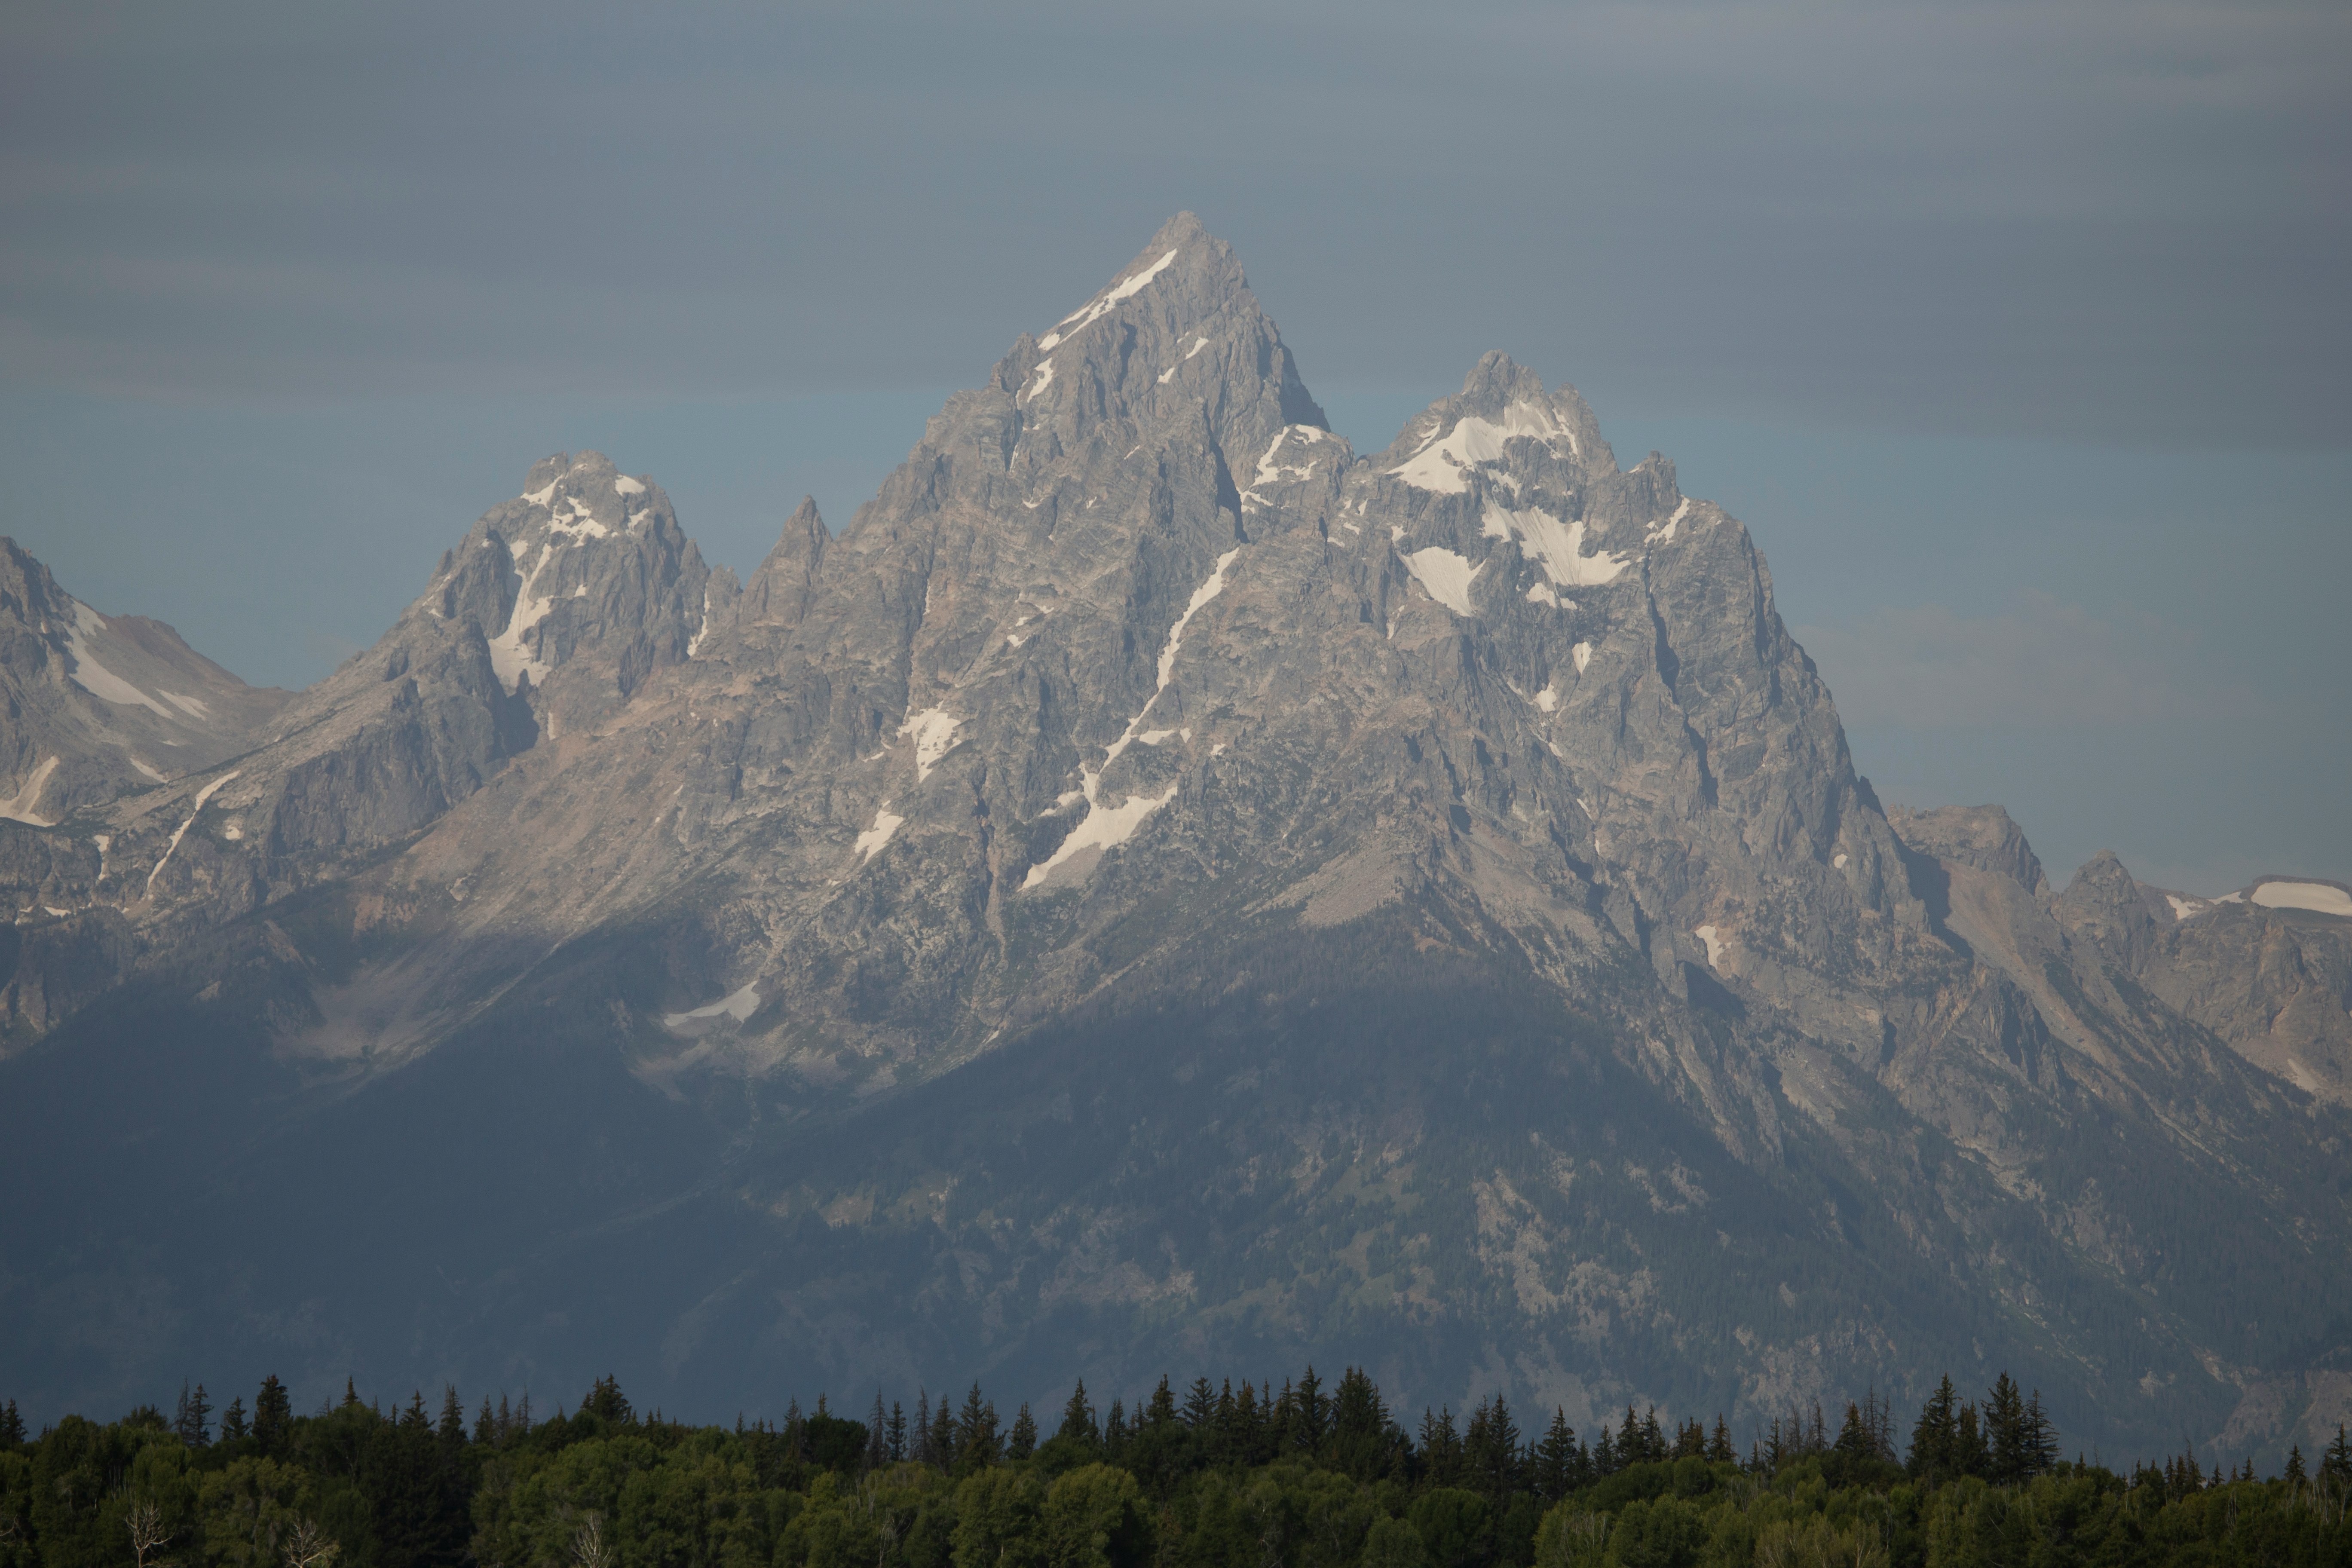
[0,217,2346,1469]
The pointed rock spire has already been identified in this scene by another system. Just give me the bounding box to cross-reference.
[743,497,827,628]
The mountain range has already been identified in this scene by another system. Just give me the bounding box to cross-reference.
[3,214,2348,1470]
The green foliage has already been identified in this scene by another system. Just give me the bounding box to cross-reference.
[3,1367,2349,1568]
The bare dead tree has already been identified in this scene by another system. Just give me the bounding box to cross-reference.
[284,1517,340,1568]
[570,1513,613,1568]
[126,1500,173,1568]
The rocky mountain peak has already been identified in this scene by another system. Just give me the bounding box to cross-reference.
[0,536,291,825]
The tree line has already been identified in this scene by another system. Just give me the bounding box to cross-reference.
[3,1367,2349,1568]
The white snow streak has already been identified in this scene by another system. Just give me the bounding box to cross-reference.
[161,691,211,719]
[1387,401,1576,494]
[687,586,714,658]
[63,603,174,717]
[1572,641,1593,673]
[1648,497,1691,541]
[1022,548,1240,891]
[145,771,239,897]
[854,806,904,864]
[662,983,761,1027]
[0,755,58,826]
[486,542,558,692]
[1482,505,1629,587]
[1694,925,1726,970]
[1038,247,1180,350]
[1022,357,1056,403]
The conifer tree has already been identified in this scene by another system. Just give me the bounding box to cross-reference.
[1291,1366,1326,1452]
[0,1399,22,1451]
[1909,1376,1957,1479]
[1834,1402,1875,1462]
[174,1380,211,1447]
[1955,1402,1988,1478]
[1419,1406,1462,1488]
[1985,1373,2028,1484]
[1058,1380,1098,1448]
[1709,1415,1733,1465]
[1008,1403,1037,1461]
[1182,1378,1215,1430]
[1534,1409,1577,1502]
[219,1397,248,1445]
[254,1375,294,1457]
[866,1395,888,1471]
[2324,1424,2352,1485]
[2286,1444,2306,1484]
[1146,1376,1178,1431]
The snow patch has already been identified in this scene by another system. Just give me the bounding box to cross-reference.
[2165,894,2208,921]
[900,707,961,781]
[1572,641,1592,674]
[613,474,646,495]
[63,603,174,717]
[131,757,167,781]
[160,691,211,719]
[1401,548,1482,617]
[687,586,714,658]
[1038,247,1181,350]
[486,542,558,692]
[2252,881,2352,918]
[1137,729,1177,745]
[1482,505,1628,587]
[1694,924,1726,970]
[1834,852,1850,870]
[521,482,557,505]
[662,983,761,1027]
[0,755,58,826]
[1021,357,1056,403]
[1254,425,1330,487]
[145,771,239,897]
[1387,401,1576,494]
[1022,781,1180,890]
[1533,686,1559,714]
[1648,498,1691,542]
[1526,582,1560,607]
[854,806,904,864]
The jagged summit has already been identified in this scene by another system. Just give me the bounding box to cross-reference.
[2,218,2348,1467]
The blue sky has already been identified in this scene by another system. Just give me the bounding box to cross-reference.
[3,0,2346,892]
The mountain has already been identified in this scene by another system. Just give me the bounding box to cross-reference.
[2,215,2347,1471]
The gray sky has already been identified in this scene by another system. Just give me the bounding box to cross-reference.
[3,0,2346,893]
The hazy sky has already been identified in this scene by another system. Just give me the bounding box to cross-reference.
[3,0,2346,893]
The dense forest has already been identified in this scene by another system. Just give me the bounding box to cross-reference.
[3,1368,2348,1568]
